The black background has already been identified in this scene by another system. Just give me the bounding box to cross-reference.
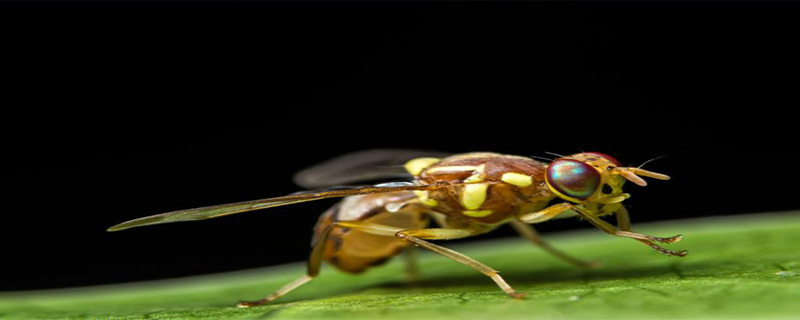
[3,3,799,291]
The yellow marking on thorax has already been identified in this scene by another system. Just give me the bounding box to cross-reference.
[425,165,478,174]
[404,158,441,176]
[501,172,533,187]
[464,174,484,183]
[463,210,493,217]
[463,164,486,183]
[460,183,489,210]
[413,190,438,207]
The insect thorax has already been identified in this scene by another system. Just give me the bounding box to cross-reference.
[407,153,556,224]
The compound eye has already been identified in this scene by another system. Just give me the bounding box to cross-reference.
[585,152,622,167]
[546,159,601,200]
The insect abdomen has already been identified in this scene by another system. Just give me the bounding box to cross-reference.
[314,193,430,274]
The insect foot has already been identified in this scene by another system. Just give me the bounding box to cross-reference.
[648,234,683,244]
[236,299,273,308]
[668,250,689,257]
[649,244,689,257]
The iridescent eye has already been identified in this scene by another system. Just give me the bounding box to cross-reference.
[584,152,622,167]
[546,159,601,200]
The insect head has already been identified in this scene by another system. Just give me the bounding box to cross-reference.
[545,152,670,204]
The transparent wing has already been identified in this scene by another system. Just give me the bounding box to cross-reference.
[293,149,450,188]
[107,182,442,232]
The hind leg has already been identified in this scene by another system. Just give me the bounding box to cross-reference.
[237,223,336,307]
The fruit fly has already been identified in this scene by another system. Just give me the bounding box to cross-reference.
[108,150,685,307]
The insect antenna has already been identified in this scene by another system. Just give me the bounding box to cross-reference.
[543,151,566,158]
[528,155,555,162]
[638,154,670,169]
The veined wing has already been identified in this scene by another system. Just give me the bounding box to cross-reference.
[293,149,450,188]
[107,182,443,232]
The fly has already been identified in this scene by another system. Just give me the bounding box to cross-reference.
[108,150,683,307]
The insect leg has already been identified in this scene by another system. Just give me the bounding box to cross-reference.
[395,228,526,299]
[403,247,421,281]
[614,206,687,256]
[237,223,337,307]
[516,203,575,223]
[615,206,633,230]
[569,205,688,257]
[509,220,599,268]
[314,222,525,298]
[611,206,682,243]
[236,275,313,308]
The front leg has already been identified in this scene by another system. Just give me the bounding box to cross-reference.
[574,204,687,257]
[615,206,687,256]
[614,206,682,243]
[517,202,575,223]
[520,203,687,257]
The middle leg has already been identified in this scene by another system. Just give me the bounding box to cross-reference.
[335,222,526,298]
[396,228,526,298]
[509,220,599,268]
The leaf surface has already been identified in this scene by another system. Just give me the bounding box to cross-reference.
[2,212,800,320]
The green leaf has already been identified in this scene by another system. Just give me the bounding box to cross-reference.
[3,212,800,320]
